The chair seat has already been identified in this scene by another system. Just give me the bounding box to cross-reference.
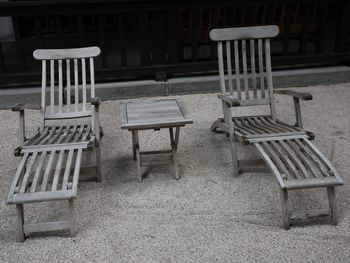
[233,115,305,139]
[25,124,92,146]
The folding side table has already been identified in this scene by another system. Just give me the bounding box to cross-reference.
[120,99,193,182]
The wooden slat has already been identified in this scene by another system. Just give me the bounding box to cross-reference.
[261,141,291,180]
[30,152,47,193]
[8,153,29,202]
[270,141,302,180]
[289,209,331,220]
[250,39,257,99]
[31,127,50,145]
[62,125,78,143]
[295,139,334,178]
[242,40,249,99]
[258,39,265,99]
[120,104,128,126]
[19,152,38,193]
[47,126,64,144]
[50,60,55,112]
[33,47,100,60]
[66,59,71,108]
[285,178,342,190]
[58,59,63,112]
[245,118,273,134]
[81,58,87,111]
[89,57,95,98]
[41,151,56,192]
[41,60,46,111]
[22,141,90,153]
[12,191,74,204]
[62,149,74,190]
[234,40,241,99]
[265,38,276,120]
[254,143,286,188]
[226,41,234,95]
[74,59,79,111]
[39,126,58,145]
[71,125,85,143]
[23,220,72,234]
[44,111,91,120]
[217,42,226,94]
[247,134,307,143]
[71,149,83,196]
[279,140,309,179]
[257,117,291,133]
[210,25,279,41]
[288,140,321,179]
[52,150,65,191]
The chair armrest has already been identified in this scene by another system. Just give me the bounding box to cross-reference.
[91,97,101,107]
[11,103,41,112]
[274,89,311,129]
[217,94,240,107]
[273,90,312,100]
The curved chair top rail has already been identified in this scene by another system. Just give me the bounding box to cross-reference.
[210,25,279,41]
[33,46,101,60]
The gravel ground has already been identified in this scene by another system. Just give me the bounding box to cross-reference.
[0,84,350,263]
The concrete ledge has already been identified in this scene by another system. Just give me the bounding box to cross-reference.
[0,66,349,109]
[167,66,350,95]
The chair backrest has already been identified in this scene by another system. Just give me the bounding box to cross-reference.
[210,25,279,119]
[33,46,101,121]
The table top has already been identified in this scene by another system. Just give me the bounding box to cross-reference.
[120,99,193,130]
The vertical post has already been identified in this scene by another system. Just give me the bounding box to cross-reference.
[19,110,25,147]
[134,130,142,182]
[169,127,179,180]
[223,102,238,177]
[16,204,25,242]
[281,189,290,230]
[68,200,77,236]
[293,97,303,128]
[93,105,102,182]
[327,187,338,225]
[132,130,137,161]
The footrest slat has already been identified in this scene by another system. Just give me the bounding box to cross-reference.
[289,209,331,221]
[254,138,343,189]
[23,220,72,234]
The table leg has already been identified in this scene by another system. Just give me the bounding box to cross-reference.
[134,130,142,182]
[169,127,180,180]
[132,130,137,161]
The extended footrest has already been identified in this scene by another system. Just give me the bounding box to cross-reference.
[7,143,87,241]
[253,136,343,190]
[252,136,343,229]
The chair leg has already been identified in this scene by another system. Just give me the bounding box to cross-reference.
[229,136,239,177]
[327,187,338,225]
[281,189,290,230]
[16,204,25,242]
[68,200,77,237]
[95,145,102,182]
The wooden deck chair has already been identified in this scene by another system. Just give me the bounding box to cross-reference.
[209,25,343,229]
[8,47,102,241]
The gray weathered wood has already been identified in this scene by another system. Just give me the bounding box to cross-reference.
[33,46,101,60]
[210,25,343,229]
[210,25,279,41]
[122,99,192,182]
[9,46,102,240]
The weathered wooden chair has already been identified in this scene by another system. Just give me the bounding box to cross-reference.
[210,25,343,229]
[7,47,102,241]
